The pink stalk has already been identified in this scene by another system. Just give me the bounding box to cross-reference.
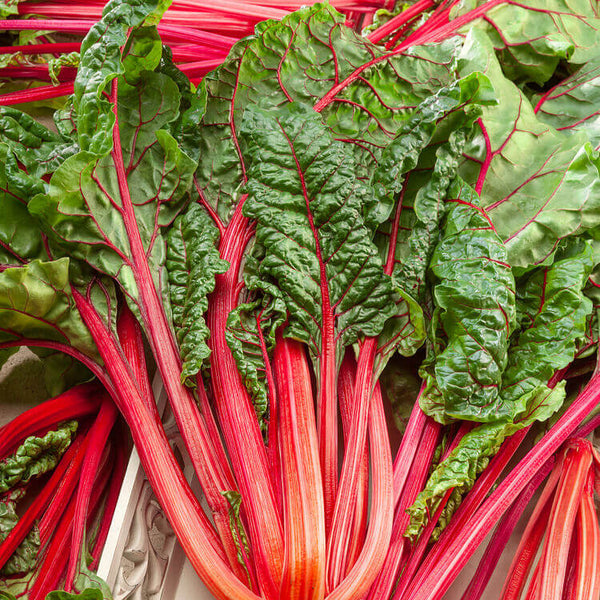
[366,414,440,600]
[274,336,326,600]
[460,462,553,600]
[0,42,81,54]
[338,352,369,573]
[404,370,600,600]
[0,82,74,105]
[64,396,118,591]
[73,288,264,600]
[208,202,284,600]
[327,383,393,600]
[0,382,100,459]
[537,440,592,600]
[327,338,377,590]
[570,471,600,600]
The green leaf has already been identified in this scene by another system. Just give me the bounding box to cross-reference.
[221,490,252,587]
[501,239,595,413]
[226,247,287,430]
[0,422,77,493]
[194,3,460,223]
[534,57,600,150]
[29,69,195,319]
[0,489,40,577]
[0,259,103,363]
[459,29,600,269]
[241,105,395,359]
[74,0,172,154]
[423,180,516,422]
[48,52,80,86]
[0,0,22,18]
[406,382,566,540]
[454,0,600,84]
[166,204,228,385]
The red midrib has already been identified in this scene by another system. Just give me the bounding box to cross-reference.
[278,120,338,527]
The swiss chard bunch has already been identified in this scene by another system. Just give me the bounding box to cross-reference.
[0,1,600,600]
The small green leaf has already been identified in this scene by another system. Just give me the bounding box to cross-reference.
[166,204,228,385]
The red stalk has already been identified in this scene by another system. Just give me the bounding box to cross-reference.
[537,440,593,600]
[460,463,552,600]
[570,471,600,600]
[274,336,326,600]
[327,383,393,600]
[89,427,128,568]
[0,82,74,105]
[0,42,81,55]
[405,370,600,600]
[500,457,561,600]
[64,395,118,591]
[109,79,246,574]
[338,352,369,573]
[73,288,263,600]
[0,382,101,459]
[366,0,434,44]
[208,202,284,599]
[326,338,376,590]
[366,413,440,600]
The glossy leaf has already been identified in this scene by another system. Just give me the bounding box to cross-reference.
[423,181,516,422]
[0,422,77,494]
[0,489,39,577]
[534,56,600,150]
[74,0,171,154]
[454,0,600,84]
[166,203,228,385]
[194,3,460,223]
[459,29,600,269]
[241,105,395,359]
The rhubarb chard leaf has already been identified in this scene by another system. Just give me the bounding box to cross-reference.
[29,18,196,322]
[454,0,600,84]
[226,248,287,429]
[240,105,395,360]
[534,57,600,150]
[0,490,39,577]
[420,180,516,422]
[459,29,600,269]
[194,3,461,223]
[166,203,228,386]
[407,239,595,539]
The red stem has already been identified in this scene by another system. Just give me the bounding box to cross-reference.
[405,370,600,600]
[208,202,284,599]
[366,0,434,44]
[64,395,118,591]
[274,336,326,600]
[73,288,262,600]
[0,382,101,459]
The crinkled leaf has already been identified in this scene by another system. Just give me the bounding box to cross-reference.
[241,105,395,359]
[458,29,600,269]
[406,382,566,540]
[422,181,516,422]
[0,107,77,179]
[166,204,228,385]
[49,52,80,86]
[0,421,77,493]
[0,489,40,577]
[454,0,600,84]
[195,3,460,223]
[226,247,286,430]
[74,0,171,154]
[29,69,195,320]
[534,57,600,150]
[501,239,595,412]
